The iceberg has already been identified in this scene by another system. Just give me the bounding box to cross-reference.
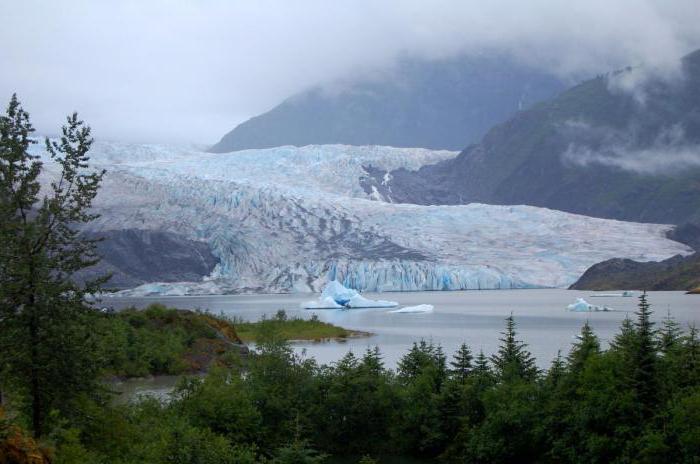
[301,280,398,309]
[390,304,434,313]
[589,290,635,298]
[346,294,399,309]
[567,298,611,312]
[321,280,358,306]
[301,296,344,309]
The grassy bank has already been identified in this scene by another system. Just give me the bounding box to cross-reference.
[98,305,367,379]
[233,310,370,343]
[97,304,246,378]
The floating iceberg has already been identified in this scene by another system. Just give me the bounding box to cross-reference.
[301,280,398,309]
[301,296,344,309]
[390,304,434,313]
[346,294,398,309]
[567,298,611,312]
[589,291,634,298]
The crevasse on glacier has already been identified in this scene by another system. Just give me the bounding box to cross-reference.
[32,141,693,296]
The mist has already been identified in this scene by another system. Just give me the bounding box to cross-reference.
[1,0,699,145]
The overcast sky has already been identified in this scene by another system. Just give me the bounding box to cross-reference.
[2,0,699,145]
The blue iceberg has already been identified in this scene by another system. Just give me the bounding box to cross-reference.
[301,280,398,309]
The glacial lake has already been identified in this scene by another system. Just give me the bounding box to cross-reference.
[105,289,699,369]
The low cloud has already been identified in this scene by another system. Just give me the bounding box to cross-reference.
[1,1,700,144]
[563,123,700,175]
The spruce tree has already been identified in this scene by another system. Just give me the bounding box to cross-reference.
[567,320,600,374]
[473,349,492,377]
[631,292,658,415]
[360,346,384,375]
[450,343,473,384]
[0,95,105,437]
[658,309,682,355]
[491,314,537,381]
[546,351,565,388]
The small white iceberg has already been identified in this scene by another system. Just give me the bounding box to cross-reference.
[301,280,398,309]
[567,298,612,312]
[589,290,634,298]
[390,304,434,313]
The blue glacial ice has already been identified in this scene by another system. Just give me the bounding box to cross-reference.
[30,141,693,296]
[302,280,398,309]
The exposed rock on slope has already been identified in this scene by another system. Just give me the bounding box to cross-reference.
[570,253,700,291]
[364,49,700,226]
[81,230,219,289]
[210,54,565,152]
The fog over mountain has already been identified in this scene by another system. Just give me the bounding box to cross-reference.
[2,0,700,144]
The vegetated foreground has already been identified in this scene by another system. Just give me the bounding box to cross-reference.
[99,304,366,379]
[3,294,700,464]
[2,96,699,464]
[233,309,370,343]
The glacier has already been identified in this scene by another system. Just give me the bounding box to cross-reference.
[31,141,693,295]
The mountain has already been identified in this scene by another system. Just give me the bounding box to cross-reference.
[569,253,700,291]
[33,141,690,295]
[569,222,700,291]
[364,49,700,226]
[209,54,566,153]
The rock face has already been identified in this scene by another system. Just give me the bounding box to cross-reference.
[32,141,691,295]
[361,49,700,226]
[569,253,700,291]
[210,54,565,152]
[80,230,219,289]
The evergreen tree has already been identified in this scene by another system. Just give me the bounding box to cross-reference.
[658,309,682,355]
[491,314,537,381]
[397,340,446,384]
[567,320,600,374]
[610,315,636,353]
[449,343,473,384]
[545,351,565,388]
[360,346,384,375]
[273,439,326,464]
[0,95,105,437]
[473,349,492,378]
[631,292,658,415]
[675,325,700,389]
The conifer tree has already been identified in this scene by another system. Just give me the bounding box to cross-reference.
[491,314,537,381]
[610,315,636,353]
[631,292,658,414]
[473,349,492,377]
[567,320,600,374]
[0,95,105,437]
[450,343,473,384]
[546,351,565,388]
[360,346,384,375]
[658,309,682,355]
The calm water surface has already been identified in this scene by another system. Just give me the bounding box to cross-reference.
[105,289,699,369]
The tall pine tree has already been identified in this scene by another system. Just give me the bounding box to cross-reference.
[491,314,537,381]
[0,95,106,437]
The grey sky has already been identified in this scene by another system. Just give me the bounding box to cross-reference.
[2,0,699,145]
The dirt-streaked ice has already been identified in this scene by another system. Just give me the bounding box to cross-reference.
[32,141,692,295]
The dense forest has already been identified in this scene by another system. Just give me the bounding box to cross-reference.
[1,97,699,463]
[2,296,699,463]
